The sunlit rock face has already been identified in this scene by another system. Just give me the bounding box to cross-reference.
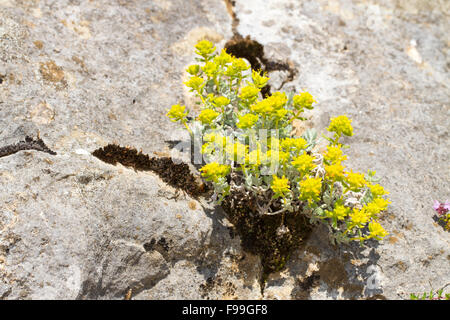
[0,0,448,300]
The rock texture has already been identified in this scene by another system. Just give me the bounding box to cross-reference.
[0,0,449,300]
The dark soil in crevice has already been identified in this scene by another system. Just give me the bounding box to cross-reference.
[223,0,239,35]
[223,0,296,97]
[0,136,57,158]
[221,189,313,293]
[92,144,206,198]
[225,35,296,97]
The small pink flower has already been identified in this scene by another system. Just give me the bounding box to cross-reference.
[433,200,450,216]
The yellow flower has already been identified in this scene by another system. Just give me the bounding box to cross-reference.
[213,49,233,66]
[367,221,388,240]
[272,108,288,120]
[252,70,269,88]
[369,184,389,198]
[167,104,188,122]
[202,61,219,77]
[293,92,316,110]
[200,162,230,182]
[326,203,349,221]
[266,149,289,164]
[186,64,200,75]
[184,76,204,92]
[281,137,307,152]
[323,145,347,164]
[346,170,367,190]
[231,58,249,72]
[364,202,383,217]
[195,40,216,58]
[201,142,213,154]
[225,58,249,76]
[213,96,230,107]
[271,175,290,197]
[299,177,322,202]
[237,113,259,129]
[349,208,370,228]
[239,86,260,101]
[292,153,315,174]
[325,163,345,180]
[250,98,273,114]
[225,142,247,163]
[372,197,390,211]
[269,92,288,109]
[198,109,219,125]
[327,115,353,137]
[245,148,266,166]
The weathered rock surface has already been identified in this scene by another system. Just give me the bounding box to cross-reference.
[0,0,449,300]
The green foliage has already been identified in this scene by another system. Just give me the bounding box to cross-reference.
[410,288,450,300]
[167,40,392,245]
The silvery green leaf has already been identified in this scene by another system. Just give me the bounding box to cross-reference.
[245,174,253,188]
[361,189,373,205]
[303,128,317,151]
[313,207,324,217]
[323,190,332,206]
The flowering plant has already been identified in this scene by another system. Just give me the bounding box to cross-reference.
[433,200,450,230]
[167,40,390,245]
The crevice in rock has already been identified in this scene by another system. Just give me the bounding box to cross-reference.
[92,144,206,198]
[0,136,57,158]
[224,0,239,36]
[223,1,297,97]
[225,36,297,97]
[292,271,321,299]
[221,189,313,295]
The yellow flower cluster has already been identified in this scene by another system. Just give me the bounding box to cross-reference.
[367,222,388,240]
[186,64,200,75]
[213,49,233,66]
[369,184,389,197]
[198,109,219,125]
[293,92,316,110]
[250,92,288,120]
[213,96,230,108]
[326,203,349,221]
[195,40,216,58]
[346,170,367,190]
[167,104,188,122]
[292,153,315,175]
[344,179,390,240]
[349,208,370,228]
[184,76,204,92]
[245,147,267,166]
[281,137,307,152]
[237,113,259,129]
[225,141,247,163]
[271,175,290,197]
[200,162,230,182]
[202,61,219,77]
[327,115,353,137]
[224,58,249,77]
[324,145,347,164]
[239,86,260,102]
[252,70,269,88]
[325,163,345,181]
[299,177,322,202]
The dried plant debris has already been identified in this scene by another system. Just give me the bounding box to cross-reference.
[0,136,56,158]
[92,144,205,197]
